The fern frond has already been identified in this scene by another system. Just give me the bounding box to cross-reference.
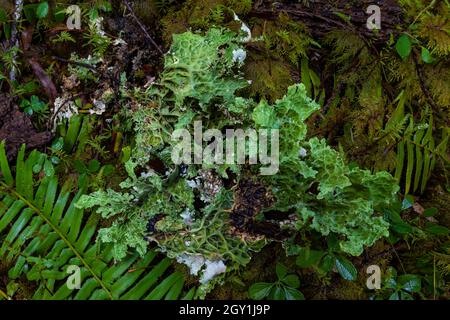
[0,143,194,300]
[393,112,450,194]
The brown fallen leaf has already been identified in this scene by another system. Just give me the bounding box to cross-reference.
[27,57,58,104]
[21,26,34,51]
[413,202,424,215]
[413,202,439,223]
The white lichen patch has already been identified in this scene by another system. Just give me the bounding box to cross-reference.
[299,147,308,157]
[176,254,227,284]
[232,48,247,64]
[91,16,106,37]
[233,13,252,42]
[89,99,106,115]
[200,260,227,284]
[180,209,194,226]
[52,96,78,131]
[176,254,205,276]
[113,38,127,46]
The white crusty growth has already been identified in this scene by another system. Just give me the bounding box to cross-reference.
[176,254,227,284]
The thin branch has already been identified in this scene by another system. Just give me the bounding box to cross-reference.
[413,50,440,115]
[391,243,407,274]
[123,0,164,55]
[356,243,406,267]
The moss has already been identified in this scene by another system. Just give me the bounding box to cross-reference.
[160,0,252,43]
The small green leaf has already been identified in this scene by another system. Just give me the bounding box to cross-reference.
[36,2,49,19]
[327,233,340,251]
[31,153,46,174]
[389,292,400,300]
[423,207,438,217]
[101,164,115,176]
[88,159,101,173]
[391,222,414,234]
[296,247,324,268]
[272,286,285,300]
[421,47,433,64]
[400,291,414,300]
[248,283,273,300]
[0,8,8,23]
[384,267,398,289]
[74,160,87,174]
[401,195,414,210]
[3,22,11,39]
[335,256,357,281]
[54,6,66,22]
[424,223,450,235]
[396,35,412,60]
[284,243,302,256]
[88,8,99,20]
[50,156,60,165]
[275,263,288,280]
[387,233,401,245]
[20,99,30,109]
[32,163,43,174]
[23,4,38,21]
[43,159,54,177]
[120,146,131,163]
[0,140,14,186]
[283,287,305,300]
[6,281,19,297]
[387,210,413,234]
[74,98,83,108]
[26,96,47,113]
[24,107,33,116]
[301,58,312,96]
[398,274,421,293]
[51,137,64,151]
[281,274,300,288]
[318,254,335,273]
[333,11,351,23]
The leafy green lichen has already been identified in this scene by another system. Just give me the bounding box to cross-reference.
[76,27,400,292]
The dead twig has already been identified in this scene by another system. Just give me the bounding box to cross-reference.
[412,50,441,116]
[28,57,58,104]
[123,0,164,55]
[357,243,407,267]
